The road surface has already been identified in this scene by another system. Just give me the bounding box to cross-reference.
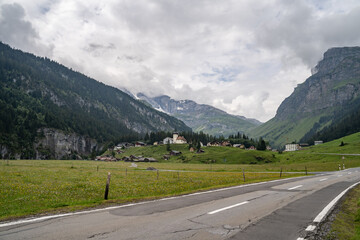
[1,168,359,240]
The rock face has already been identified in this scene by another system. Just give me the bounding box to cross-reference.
[137,94,261,136]
[251,47,360,147]
[35,128,100,160]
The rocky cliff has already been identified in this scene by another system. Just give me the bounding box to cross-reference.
[251,47,360,147]
[34,128,100,160]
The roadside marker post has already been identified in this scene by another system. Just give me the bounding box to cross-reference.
[242,168,246,182]
[104,172,111,200]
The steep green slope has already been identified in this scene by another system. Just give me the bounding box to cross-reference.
[251,47,360,148]
[0,42,190,158]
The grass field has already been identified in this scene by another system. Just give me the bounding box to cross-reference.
[0,160,300,222]
[0,132,359,222]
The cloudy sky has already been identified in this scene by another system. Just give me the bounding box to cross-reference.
[1,0,360,122]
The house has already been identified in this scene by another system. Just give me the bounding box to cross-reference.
[314,140,323,145]
[189,147,195,152]
[207,141,221,147]
[173,132,187,144]
[233,144,243,148]
[170,150,182,156]
[248,146,256,150]
[163,137,173,144]
[153,141,158,145]
[221,141,232,147]
[285,143,300,151]
[197,149,205,153]
[135,141,146,147]
[163,154,170,160]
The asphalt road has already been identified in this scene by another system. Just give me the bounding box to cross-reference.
[1,168,359,240]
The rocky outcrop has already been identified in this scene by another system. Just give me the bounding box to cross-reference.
[251,47,360,147]
[276,47,360,120]
[35,128,101,159]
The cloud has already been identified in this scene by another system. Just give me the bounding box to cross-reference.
[0,2,53,57]
[0,0,359,122]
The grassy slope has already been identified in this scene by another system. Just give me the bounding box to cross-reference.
[250,114,325,148]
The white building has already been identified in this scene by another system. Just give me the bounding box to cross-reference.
[285,144,300,151]
[163,137,173,144]
[173,132,187,144]
[314,140,323,145]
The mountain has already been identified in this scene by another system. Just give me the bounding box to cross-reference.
[0,42,190,159]
[137,93,262,136]
[250,47,360,148]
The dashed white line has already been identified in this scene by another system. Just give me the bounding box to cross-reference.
[288,185,303,190]
[305,225,316,231]
[348,172,352,175]
[338,175,343,177]
[208,201,249,215]
[319,178,328,182]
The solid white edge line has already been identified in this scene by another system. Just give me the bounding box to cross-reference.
[208,201,249,215]
[288,185,303,190]
[313,181,360,223]
[319,178,328,181]
[0,175,307,228]
[297,238,305,240]
[305,225,316,231]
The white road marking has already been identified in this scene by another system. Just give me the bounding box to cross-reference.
[319,178,328,181]
[314,181,360,223]
[208,201,249,215]
[288,185,303,190]
[348,172,352,175]
[338,175,343,177]
[297,238,305,240]
[305,225,316,231]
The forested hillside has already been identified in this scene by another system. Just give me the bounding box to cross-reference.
[0,42,190,159]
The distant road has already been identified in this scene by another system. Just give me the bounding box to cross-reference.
[1,168,359,240]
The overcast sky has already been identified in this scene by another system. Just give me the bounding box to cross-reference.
[1,0,360,122]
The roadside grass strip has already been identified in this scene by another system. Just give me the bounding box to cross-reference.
[0,175,307,228]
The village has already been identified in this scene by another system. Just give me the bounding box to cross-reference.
[95,132,269,162]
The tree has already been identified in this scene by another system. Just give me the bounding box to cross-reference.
[257,138,266,151]
[166,142,171,151]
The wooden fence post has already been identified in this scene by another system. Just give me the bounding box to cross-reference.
[97,165,99,172]
[280,168,283,178]
[104,172,111,200]
[157,170,159,180]
[305,166,307,175]
[242,168,246,182]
